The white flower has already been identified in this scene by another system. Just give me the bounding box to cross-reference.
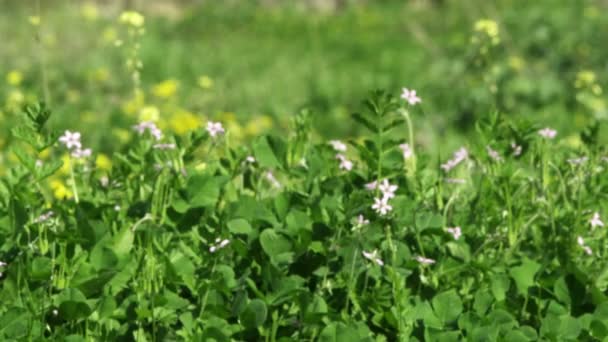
[401,88,422,105]
[590,212,604,229]
[372,197,392,216]
[329,140,347,152]
[399,143,413,159]
[568,157,588,166]
[336,154,353,171]
[356,214,370,226]
[59,130,82,149]
[71,148,92,159]
[538,128,557,139]
[441,147,468,172]
[210,238,230,253]
[378,179,398,199]
[577,236,593,255]
[133,121,162,140]
[415,255,436,265]
[446,227,462,240]
[0,261,6,267]
[362,250,384,266]
[445,178,466,184]
[206,121,225,137]
[486,146,503,162]
[34,211,54,223]
[265,171,281,188]
[511,142,522,156]
[365,181,378,190]
[245,156,256,163]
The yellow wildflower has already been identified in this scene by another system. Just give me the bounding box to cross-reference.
[575,70,596,89]
[473,19,500,45]
[169,110,199,134]
[139,106,160,122]
[29,16,41,26]
[38,148,51,160]
[152,79,179,99]
[81,2,99,21]
[59,154,71,175]
[6,70,23,86]
[508,56,524,72]
[122,90,145,116]
[96,154,112,171]
[119,11,145,27]
[198,75,214,89]
[226,121,244,140]
[50,179,73,199]
[102,27,118,44]
[6,90,25,109]
[112,128,131,144]
[245,115,274,136]
[90,67,109,83]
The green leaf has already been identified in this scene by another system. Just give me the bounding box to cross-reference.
[554,276,571,306]
[509,259,540,296]
[227,218,252,235]
[318,322,373,342]
[253,136,282,169]
[187,174,222,208]
[490,273,510,302]
[57,288,91,321]
[112,224,134,259]
[29,256,52,281]
[432,290,463,324]
[259,229,293,265]
[240,299,267,329]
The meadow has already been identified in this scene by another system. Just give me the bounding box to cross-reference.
[1,0,607,340]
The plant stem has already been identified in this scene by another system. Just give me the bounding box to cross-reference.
[67,156,79,203]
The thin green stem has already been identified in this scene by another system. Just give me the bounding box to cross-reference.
[67,156,79,203]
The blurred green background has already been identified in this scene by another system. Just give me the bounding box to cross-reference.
[1,0,606,159]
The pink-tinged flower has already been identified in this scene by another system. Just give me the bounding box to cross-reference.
[206,121,225,137]
[265,171,281,188]
[329,140,347,152]
[365,181,378,190]
[415,255,436,265]
[511,142,522,156]
[590,212,604,229]
[362,250,384,266]
[372,197,393,216]
[133,121,162,140]
[356,214,370,226]
[34,211,54,224]
[399,143,413,159]
[401,88,422,105]
[538,128,557,139]
[153,143,176,150]
[336,154,353,171]
[577,236,593,255]
[446,227,462,240]
[71,148,92,159]
[378,179,398,199]
[441,147,468,172]
[209,238,230,253]
[568,156,588,166]
[245,156,256,163]
[59,130,82,149]
[486,146,503,162]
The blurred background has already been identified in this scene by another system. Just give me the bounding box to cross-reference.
[1,0,606,161]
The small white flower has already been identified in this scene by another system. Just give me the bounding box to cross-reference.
[209,238,230,253]
[71,148,92,159]
[365,181,378,190]
[577,236,593,255]
[34,211,54,224]
[59,130,82,149]
[245,156,256,163]
[568,156,588,166]
[445,178,466,184]
[329,140,347,152]
[299,158,308,169]
[206,121,225,137]
[35,159,43,168]
[446,227,462,240]
[401,88,422,105]
[114,205,121,211]
[336,154,353,171]
[356,214,370,226]
[52,309,59,316]
[378,179,397,199]
[133,121,162,141]
[590,212,604,229]
[415,255,436,265]
[486,146,503,162]
[362,250,384,266]
[100,176,109,187]
[511,142,522,156]
[265,171,281,188]
[399,143,413,159]
[538,128,557,139]
[372,197,392,216]
[0,261,7,267]
[441,147,468,172]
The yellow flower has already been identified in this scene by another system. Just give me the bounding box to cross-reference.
[245,115,274,136]
[50,179,73,199]
[575,70,597,89]
[112,128,131,144]
[96,154,112,171]
[90,67,109,83]
[81,2,99,21]
[119,11,145,27]
[102,27,118,44]
[508,56,524,72]
[6,70,23,86]
[169,110,199,134]
[29,16,41,26]
[152,79,179,99]
[139,106,160,122]
[59,154,71,175]
[122,90,145,116]
[226,121,244,140]
[473,19,500,45]
[565,134,582,149]
[198,75,214,89]
[6,90,25,109]
[38,148,51,160]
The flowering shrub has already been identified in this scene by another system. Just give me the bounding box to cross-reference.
[1,87,607,341]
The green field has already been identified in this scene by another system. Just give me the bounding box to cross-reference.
[1,1,608,340]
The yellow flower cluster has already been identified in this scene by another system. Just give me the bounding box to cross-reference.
[152,79,179,99]
[575,70,602,95]
[472,19,500,48]
[119,11,145,28]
